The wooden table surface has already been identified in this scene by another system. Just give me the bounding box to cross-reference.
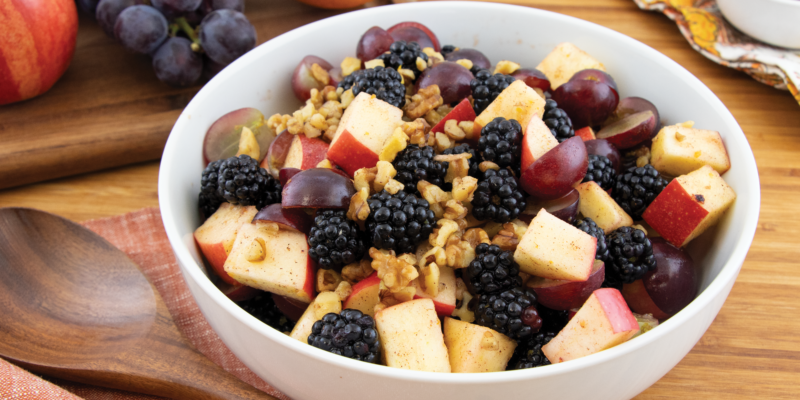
[1,0,799,398]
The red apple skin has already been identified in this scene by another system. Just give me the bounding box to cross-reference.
[279,167,302,186]
[291,55,333,102]
[252,203,314,235]
[388,22,440,51]
[356,26,394,62]
[552,79,619,129]
[260,129,294,177]
[521,189,580,224]
[642,180,709,248]
[325,129,380,177]
[284,134,329,170]
[303,254,317,302]
[621,279,670,320]
[0,0,78,105]
[528,261,605,310]
[281,168,356,209]
[521,137,589,200]
[219,281,258,302]
[272,293,309,322]
[584,139,622,173]
[596,110,657,150]
[594,288,639,333]
[196,236,238,285]
[343,272,381,313]
[430,98,476,135]
[574,126,596,142]
[643,237,697,316]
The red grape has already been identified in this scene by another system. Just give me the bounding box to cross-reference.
[199,9,256,66]
[444,48,491,71]
[152,37,203,87]
[356,26,394,62]
[416,61,474,105]
[114,5,169,55]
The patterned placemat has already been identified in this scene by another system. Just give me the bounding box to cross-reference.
[635,0,800,107]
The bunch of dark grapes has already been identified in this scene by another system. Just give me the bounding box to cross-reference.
[84,0,255,87]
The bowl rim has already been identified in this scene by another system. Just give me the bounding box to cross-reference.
[158,0,760,384]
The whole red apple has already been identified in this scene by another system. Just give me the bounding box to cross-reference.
[0,0,78,105]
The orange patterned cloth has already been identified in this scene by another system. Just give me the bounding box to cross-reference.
[0,208,289,400]
[635,0,800,107]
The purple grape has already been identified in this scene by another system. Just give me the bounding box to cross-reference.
[199,9,256,66]
[202,0,244,13]
[96,0,141,38]
[152,0,202,13]
[416,61,474,105]
[77,0,100,15]
[152,37,203,87]
[114,5,169,55]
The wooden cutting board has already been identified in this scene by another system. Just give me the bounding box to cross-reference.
[0,0,344,190]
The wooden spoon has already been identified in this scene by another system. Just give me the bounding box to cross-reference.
[0,208,274,400]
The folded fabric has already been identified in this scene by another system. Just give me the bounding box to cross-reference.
[0,208,289,400]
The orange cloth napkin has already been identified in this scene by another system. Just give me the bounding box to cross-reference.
[0,208,290,400]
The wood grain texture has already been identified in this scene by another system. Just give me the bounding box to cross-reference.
[0,208,274,399]
[0,0,798,398]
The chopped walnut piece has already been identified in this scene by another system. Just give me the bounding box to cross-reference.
[430,218,461,247]
[405,85,443,120]
[353,167,377,194]
[375,284,416,314]
[365,59,385,69]
[455,58,473,70]
[424,104,454,127]
[452,290,475,322]
[415,57,427,72]
[493,60,520,75]
[434,132,453,152]
[422,47,444,65]
[379,127,409,162]
[455,277,467,301]
[342,259,373,285]
[443,119,466,141]
[419,246,446,269]
[369,247,419,293]
[383,179,405,194]
[340,89,355,108]
[444,233,475,269]
[317,268,342,292]
[479,161,500,172]
[417,180,451,218]
[310,63,330,85]
[419,262,440,297]
[464,228,491,248]
[267,113,290,133]
[346,188,370,229]
[403,118,433,147]
[452,176,478,202]
[313,291,342,319]
[374,161,397,192]
[341,56,361,77]
[398,67,415,82]
[444,157,470,183]
[443,199,468,220]
[433,153,472,163]
[334,281,352,301]
[458,121,475,140]
[492,223,521,251]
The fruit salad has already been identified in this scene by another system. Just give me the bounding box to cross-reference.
[192,21,736,372]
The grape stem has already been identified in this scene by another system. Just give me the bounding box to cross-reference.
[173,17,203,52]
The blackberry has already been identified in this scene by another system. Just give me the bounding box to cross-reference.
[440,44,456,57]
[508,331,556,370]
[338,66,405,108]
[199,159,225,218]
[308,309,380,364]
[612,164,669,220]
[605,226,656,285]
[470,69,516,115]
[471,168,527,223]
[377,40,428,82]
[392,145,447,194]
[442,143,481,176]
[236,292,295,333]
[198,155,281,218]
[365,190,435,254]
[474,287,539,340]
[537,305,570,333]
[583,154,616,190]
[542,99,574,142]
[463,243,523,296]
[308,210,366,271]
[477,117,523,170]
[574,217,609,261]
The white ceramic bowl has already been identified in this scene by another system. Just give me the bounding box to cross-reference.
[717,0,800,49]
[158,2,760,399]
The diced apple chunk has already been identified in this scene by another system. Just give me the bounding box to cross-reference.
[284,134,330,170]
[443,317,517,372]
[327,92,403,176]
[193,203,258,285]
[575,181,633,233]
[513,209,597,281]
[374,299,451,372]
[650,125,731,177]
[411,265,457,316]
[521,116,559,172]
[535,43,606,90]
[474,80,546,133]
[642,165,736,247]
[542,288,639,363]
[342,272,381,317]
[223,223,316,303]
